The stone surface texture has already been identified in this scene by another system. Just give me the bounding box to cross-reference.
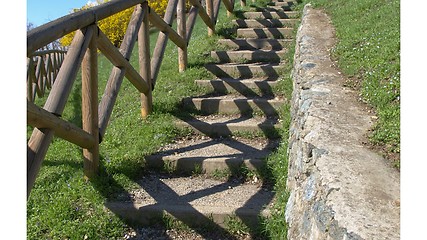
[286,4,400,240]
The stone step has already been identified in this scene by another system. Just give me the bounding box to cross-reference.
[205,62,283,79]
[237,27,294,39]
[217,38,292,50]
[271,0,300,2]
[106,174,274,230]
[211,49,287,63]
[182,95,285,117]
[251,5,292,12]
[174,115,281,138]
[243,11,299,19]
[270,1,297,7]
[195,78,278,97]
[232,19,298,28]
[145,136,279,173]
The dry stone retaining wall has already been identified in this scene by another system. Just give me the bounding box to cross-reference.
[285,4,400,239]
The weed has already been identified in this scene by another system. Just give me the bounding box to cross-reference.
[224,215,251,235]
[210,169,232,180]
[192,163,204,176]
[161,213,191,231]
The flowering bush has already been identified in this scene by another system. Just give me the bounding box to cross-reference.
[60,0,170,47]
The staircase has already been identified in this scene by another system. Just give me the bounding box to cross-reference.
[109,0,300,237]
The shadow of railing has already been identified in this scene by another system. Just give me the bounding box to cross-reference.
[213,50,282,63]
[204,63,280,80]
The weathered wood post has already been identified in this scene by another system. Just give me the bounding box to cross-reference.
[27,57,35,101]
[27,26,94,198]
[177,0,188,72]
[81,24,99,178]
[139,2,152,118]
[226,0,233,17]
[186,6,199,42]
[206,0,215,36]
[150,0,179,88]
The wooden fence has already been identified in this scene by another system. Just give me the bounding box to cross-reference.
[27,0,244,198]
[27,50,67,102]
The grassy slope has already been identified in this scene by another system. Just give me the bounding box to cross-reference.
[305,0,400,167]
[27,11,220,240]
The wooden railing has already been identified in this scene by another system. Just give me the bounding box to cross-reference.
[27,50,66,102]
[27,0,242,198]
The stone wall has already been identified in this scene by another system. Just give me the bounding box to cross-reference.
[285,4,400,239]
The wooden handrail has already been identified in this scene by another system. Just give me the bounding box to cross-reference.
[27,0,239,198]
[30,49,67,57]
[27,0,145,55]
[27,50,67,102]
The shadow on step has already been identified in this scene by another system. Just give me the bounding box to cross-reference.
[213,50,282,63]
[92,162,245,239]
[182,96,282,118]
[204,63,280,80]
[93,141,276,239]
[197,78,276,97]
[142,137,277,238]
[91,115,281,239]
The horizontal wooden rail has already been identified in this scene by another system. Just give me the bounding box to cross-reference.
[27,0,146,55]
[27,101,95,149]
[30,49,67,57]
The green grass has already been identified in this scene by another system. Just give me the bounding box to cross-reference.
[305,0,400,166]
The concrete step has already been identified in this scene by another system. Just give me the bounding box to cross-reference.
[217,38,293,50]
[237,27,294,39]
[243,11,299,19]
[205,62,283,79]
[174,115,281,139]
[106,174,274,230]
[182,95,285,117]
[270,0,300,2]
[270,1,297,7]
[211,49,287,63]
[251,5,292,11]
[195,78,278,97]
[232,19,298,28]
[145,136,279,174]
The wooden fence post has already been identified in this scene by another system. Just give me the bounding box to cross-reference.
[27,26,94,198]
[81,24,99,179]
[206,0,215,36]
[227,0,233,17]
[177,0,187,72]
[150,0,179,88]
[98,4,146,135]
[139,2,152,118]
[27,58,35,101]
